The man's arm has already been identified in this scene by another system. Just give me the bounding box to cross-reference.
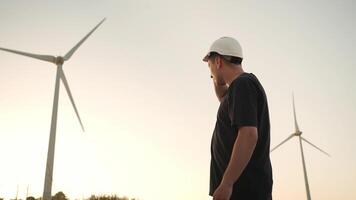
[214,81,228,102]
[221,126,258,186]
[213,126,258,199]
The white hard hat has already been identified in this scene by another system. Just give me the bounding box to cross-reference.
[203,36,243,62]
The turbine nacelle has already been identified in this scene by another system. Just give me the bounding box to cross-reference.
[55,56,64,65]
[294,131,302,136]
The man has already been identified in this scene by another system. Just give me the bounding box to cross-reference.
[203,37,273,200]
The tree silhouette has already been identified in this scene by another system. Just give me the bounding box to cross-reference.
[88,194,137,200]
[26,196,36,200]
[52,192,68,200]
[0,191,138,200]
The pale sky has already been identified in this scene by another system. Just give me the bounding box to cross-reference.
[0,0,355,200]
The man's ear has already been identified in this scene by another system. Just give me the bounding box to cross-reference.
[216,56,222,69]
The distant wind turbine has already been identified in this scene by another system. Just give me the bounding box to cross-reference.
[26,185,29,200]
[0,18,106,200]
[15,185,19,200]
[270,94,330,200]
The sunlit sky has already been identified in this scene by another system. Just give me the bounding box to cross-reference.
[0,0,355,200]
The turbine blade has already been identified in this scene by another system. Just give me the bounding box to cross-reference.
[270,133,295,152]
[64,18,106,61]
[59,69,85,132]
[0,47,56,63]
[292,93,300,133]
[301,137,330,157]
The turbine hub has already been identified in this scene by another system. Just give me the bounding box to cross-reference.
[55,56,64,65]
[295,131,302,136]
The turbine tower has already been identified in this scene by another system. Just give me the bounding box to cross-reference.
[0,18,106,200]
[270,94,330,200]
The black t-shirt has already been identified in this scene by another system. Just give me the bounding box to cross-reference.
[209,72,273,199]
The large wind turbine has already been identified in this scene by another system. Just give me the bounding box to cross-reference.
[0,18,106,200]
[271,94,330,200]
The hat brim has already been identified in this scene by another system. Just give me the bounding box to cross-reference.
[202,53,210,62]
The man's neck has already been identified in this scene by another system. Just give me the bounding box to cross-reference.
[225,65,245,86]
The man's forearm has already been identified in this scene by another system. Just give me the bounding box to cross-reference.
[221,127,258,186]
[214,82,228,102]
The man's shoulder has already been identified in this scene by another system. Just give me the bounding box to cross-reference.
[230,73,258,91]
[232,73,256,85]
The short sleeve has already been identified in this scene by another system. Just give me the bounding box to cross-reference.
[228,77,258,129]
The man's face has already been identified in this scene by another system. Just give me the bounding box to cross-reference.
[208,58,217,79]
[208,56,225,85]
